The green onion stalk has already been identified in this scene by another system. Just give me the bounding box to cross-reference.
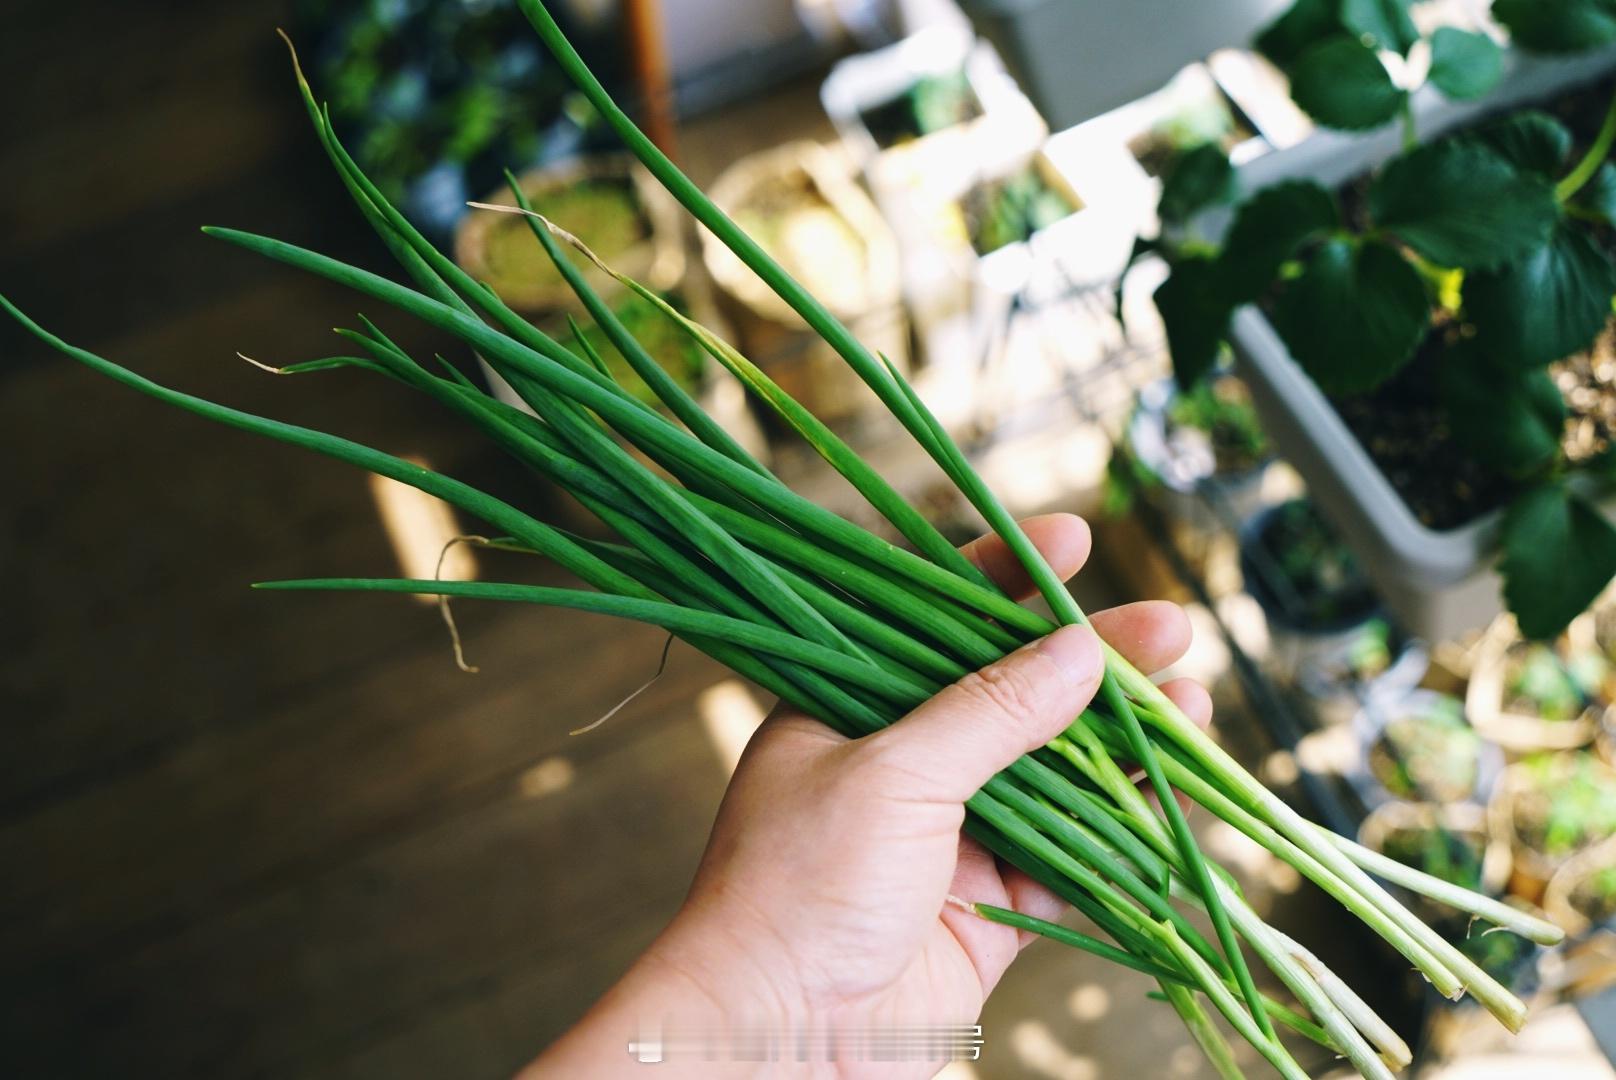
[2,5,1565,1076]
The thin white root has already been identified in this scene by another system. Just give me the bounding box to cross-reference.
[435,535,493,674]
[571,633,674,735]
[237,351,287,375]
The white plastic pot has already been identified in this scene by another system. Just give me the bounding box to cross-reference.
[819,24,1046,200]
[1226,46,1616,643]
[957,0,1294,130]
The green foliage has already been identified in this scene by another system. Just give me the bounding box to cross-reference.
[1250,499,1376,627]
[1428,28,1506,100]
[1341,0,1420,53]
[1466,112,1574,177]
[1155,258,1234,387]
[1255,0,1342,68]
[1219,181,1339,301]
[1506,643,1590,721]
[1287,36,1407,131]
[1369,141,1559,271]
[1372,694,1483,802]
[1577,162,1616,222]
[1271,238,1429,394]
[1465,222,1616,367]
[1157,143,1236,226]
[964,165,1078,254]
[1493,0,1616,54]
[1166,379,1272,470]
[1440,351,1567,473]
[1502,483,1616,640]
[1516,753,1616,856]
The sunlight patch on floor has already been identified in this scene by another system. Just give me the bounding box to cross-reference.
[367,462,477,601]
[516,756,575,799]
[699,679,768,775]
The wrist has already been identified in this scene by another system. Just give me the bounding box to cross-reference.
[523,904,821,1079]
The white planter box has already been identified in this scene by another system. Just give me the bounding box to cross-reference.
[957,0,1294,130]
[1224,46,1616,643]
[819,24,1047,200]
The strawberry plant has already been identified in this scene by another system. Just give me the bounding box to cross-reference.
[1135,0,1616,640]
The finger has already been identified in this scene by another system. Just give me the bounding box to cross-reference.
[1089,601,1192,676]
[859,624,1104,804]
[959,514,1091,601]
[1159,677,1213,729]
[1003,868,1068,951]
[1134,678,1213,814]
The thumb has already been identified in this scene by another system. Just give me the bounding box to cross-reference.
[860,624,1104,804]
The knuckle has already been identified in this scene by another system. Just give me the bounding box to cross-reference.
[953,661,1048,720]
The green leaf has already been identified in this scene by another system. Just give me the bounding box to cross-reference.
[1439,345,1566,471]
[1256,0,1347,68]
[1465,111,1573,177]
[1115,234,1160,327]
[1271,238,1429,393]
[1466,222,1616,367]
[1369,141,1559,269]
[1341,0,1419,53]
[1493,0,1616,54]
[1428,28,1505,100]
[1218,181,1339,300]
[1575,162,1616,223]
[1501,483,1616,640]
[1154,257,1234,389]
[1287,36,1408,131]
[1159,143,1236,225]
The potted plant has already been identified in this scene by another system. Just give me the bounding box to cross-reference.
[1117,373,1273,524]
[295,0,614,243]
[478,279,769,475]
[955,0,1295,131]
[700,141,907,426]
[1239,497,1387,682]
[455,154,684,314]
[1132,0,1616,644]
[1356,690,1502,808]
[1467,616,1610,752]
[1359,801,1511,924]
[1491,752,1616,902]
[819,24,1045,200]
[1544,835,1616,936]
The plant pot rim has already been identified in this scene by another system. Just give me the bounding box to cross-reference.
[453,152,685,315]
[1219,45,1616,641]
[1126,374,1274,496]
[1352,688,1503,809]
[699,140,901,326]
[1543,833,1616,938]
[1489,755,1616,878]
[1357,799,1512,897]
[1465,615,1602,753]
[1238,499,1382,636]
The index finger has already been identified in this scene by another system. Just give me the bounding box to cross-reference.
[958,514,1091,602]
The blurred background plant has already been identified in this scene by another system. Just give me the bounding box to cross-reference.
[294,0,624,240]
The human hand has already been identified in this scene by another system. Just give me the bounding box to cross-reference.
[527,514,1208,1078]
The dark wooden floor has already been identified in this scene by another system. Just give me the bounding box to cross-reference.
[2,5,1393,1078]
[1,4,741,1076]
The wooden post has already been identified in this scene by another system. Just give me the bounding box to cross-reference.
[622,0,678,159]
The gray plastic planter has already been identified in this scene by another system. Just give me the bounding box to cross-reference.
[957,0,1292,129]
[1226,45,1616,643]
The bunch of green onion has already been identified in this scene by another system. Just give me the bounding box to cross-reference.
[3,4,1564,1077]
